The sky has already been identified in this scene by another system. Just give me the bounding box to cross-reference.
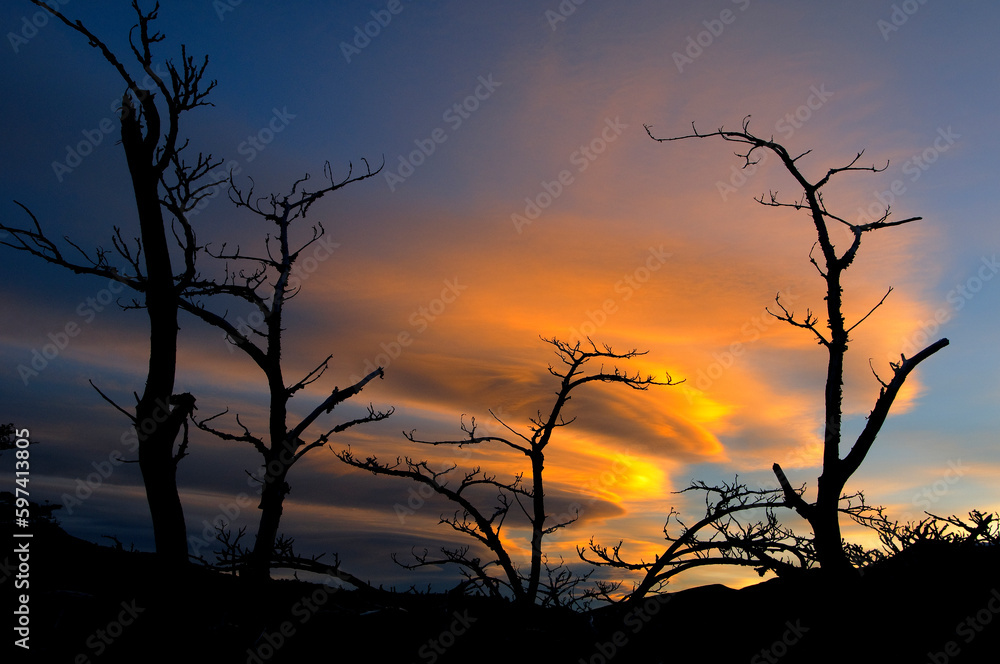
[1,0,999,594]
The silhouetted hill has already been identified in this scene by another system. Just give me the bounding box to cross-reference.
[5,511,998,663]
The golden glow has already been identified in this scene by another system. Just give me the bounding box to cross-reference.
[6,0,997,604]
[681,391,734,429]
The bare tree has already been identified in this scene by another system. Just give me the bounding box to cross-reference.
[0,424,15,455]
[581,477,816,601]
[182,164,392,582]
[647,117,949,572]
[846,506,998,568]
[203,521,386,593]
[336,337,677,604]
[0,1,218,565]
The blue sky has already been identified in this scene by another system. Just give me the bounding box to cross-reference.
[1,0,998,591]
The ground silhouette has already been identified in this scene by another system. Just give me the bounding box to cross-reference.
[5,499,997,664]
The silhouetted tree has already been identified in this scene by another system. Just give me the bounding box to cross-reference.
[0,1,216,565]
[846,506,998,568]
[581,477,816,601]
[648,117,949,572]
[0,423,41,458]
[183,164,392,582]
[0,424,14,455]
[336,337,677,604]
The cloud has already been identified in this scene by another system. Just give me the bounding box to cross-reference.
[3,0,993,600]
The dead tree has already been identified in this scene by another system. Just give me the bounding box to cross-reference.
[0,424,15,455]
[581,478,815,602]
[182,163,392,582]
[648,117,949,572]
[0,1,218,565]
[846,507,998,567]
[336,337,677,604]
[202,522,386,593]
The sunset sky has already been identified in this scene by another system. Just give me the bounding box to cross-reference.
[2,0,998,593]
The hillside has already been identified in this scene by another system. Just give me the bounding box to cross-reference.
[6,513,999,663]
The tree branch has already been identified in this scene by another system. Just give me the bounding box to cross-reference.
[840,338,949,479]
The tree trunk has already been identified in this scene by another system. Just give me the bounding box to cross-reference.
[814,258,850,572]
[121,93,188,565]
[811,472,850,572]
[136,401,188,564]
[245,462,290,582]
[525,450,545,603]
